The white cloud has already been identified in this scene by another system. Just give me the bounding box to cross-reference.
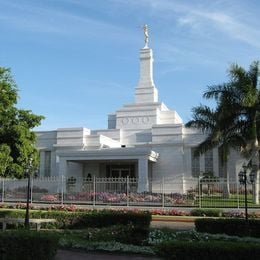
[2,0,259,49]
[111,0,260,49]
[192,10,260,49]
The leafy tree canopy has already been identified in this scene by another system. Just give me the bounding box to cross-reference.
[0,67,44,178]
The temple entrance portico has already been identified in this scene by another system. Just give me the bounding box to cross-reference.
[57,147,159,192]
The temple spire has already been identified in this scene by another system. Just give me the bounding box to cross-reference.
[135,25,158,103]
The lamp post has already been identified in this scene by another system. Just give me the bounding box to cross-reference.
[24,157,33,229]
[238,163,255,222]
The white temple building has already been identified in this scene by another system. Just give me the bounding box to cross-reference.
[36,32,243,192]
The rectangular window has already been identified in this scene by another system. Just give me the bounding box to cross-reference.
[191,148,200,177]
[205,149,213,174]
[44,151,51,177]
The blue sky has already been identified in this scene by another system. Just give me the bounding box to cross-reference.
[0,0,259,130]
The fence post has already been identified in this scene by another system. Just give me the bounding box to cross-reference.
[198,176,202,208]
[93,176,96,207]
[162,177,165,208]
[237,180,240,209]
[30,177,33,204]
[61,175,64,205]
[127,176,129,207]
[2,179,4,203]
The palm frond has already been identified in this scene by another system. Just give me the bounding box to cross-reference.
[229,63,247,83]
[248,60,259,90]
[193,137,218,157]
[203,83,230,100]
[187,61,260,167]
[185,105,216,132]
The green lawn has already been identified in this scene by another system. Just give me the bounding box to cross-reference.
[193,194,260,208]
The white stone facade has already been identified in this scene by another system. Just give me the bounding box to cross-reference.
[36,45,243,192]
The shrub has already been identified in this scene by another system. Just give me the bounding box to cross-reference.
[0,203,78,211]
[0,231,59,260]
[156,240,260,260]
[66,210,151,229]
[222,210,245,218]
[13,186,48,193]
[85,224,149,245]
[195,218,260,237]
[0,209,151,229]
[0,209,25,218]
[223,210,260,219]
[191,208,223,217]
[150,208,189,216]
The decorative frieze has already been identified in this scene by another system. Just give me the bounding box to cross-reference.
[121,116,150,125]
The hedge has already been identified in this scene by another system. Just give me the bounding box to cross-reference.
[0,231,59,260]
[0,209,151,229]
[156,240,260,260]
[190,208,223,217]
[195,218,260,237]
[85,224,149,245]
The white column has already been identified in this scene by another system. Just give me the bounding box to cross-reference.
[59,157,67,177]
[137,157,149,192]
[213,148,219,177]
[58,158,68,194]
[39,151,45,177]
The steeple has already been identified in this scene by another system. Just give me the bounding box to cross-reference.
[135,25,158,103]
[107,25,182,131]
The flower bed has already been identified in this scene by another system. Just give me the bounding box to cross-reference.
[40,194,59,202]
[51,191,191,205]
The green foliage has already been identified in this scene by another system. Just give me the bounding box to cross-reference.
[0,144,12,175]
[191,208,223,217]
[84,225,149,245]
[58,209,151,229]
[200,171,218,179]
[195,218,260,237]
[155,240,260,260]
[185,61,260,174]
[0,230,59,260]
[0,209,151,229]
[59,231,155,256]
[0,67,44,178]
[148,228,260,247]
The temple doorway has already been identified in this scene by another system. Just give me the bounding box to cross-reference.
[106,164,135,178]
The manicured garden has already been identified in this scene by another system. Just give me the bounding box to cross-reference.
[0,206,260,259]
[4,183,260,208]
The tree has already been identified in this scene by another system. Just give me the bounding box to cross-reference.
[0,67,44,177]
[0,67,44,228]
[0,144,12,176]
[186,61,260,203]
[186,105,245,198]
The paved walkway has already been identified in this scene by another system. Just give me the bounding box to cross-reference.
[151,220,195,230]
[56,250,160,260]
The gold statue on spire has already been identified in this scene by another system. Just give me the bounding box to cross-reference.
[143,24,149,48]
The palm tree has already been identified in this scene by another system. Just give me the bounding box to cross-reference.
[186,104,245,198]
[199,61,260,204]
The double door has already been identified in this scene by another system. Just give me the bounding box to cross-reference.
[110,168,130,178]
[106,164,135,178]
